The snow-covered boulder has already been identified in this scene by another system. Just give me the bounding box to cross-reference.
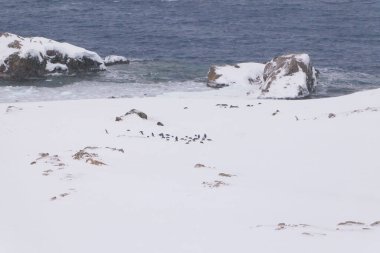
[104,55,130,66]
[261,53,317,99]
[0,32,106,80]
[207,53,318,99]
[207,63,265,88]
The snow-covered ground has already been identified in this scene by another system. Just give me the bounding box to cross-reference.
[1,88,380,253]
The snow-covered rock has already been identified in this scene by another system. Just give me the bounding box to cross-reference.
[261,53,317,99]
[207,53,318,99]
[207,63,265,88]
[104,55,130,66]
[0,32,106,80]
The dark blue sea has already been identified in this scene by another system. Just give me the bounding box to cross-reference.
[0,0,379,102]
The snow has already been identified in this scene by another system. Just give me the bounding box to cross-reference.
[0,33,106,72]
[289,53,311,66]
[261,70,308,98]
[1,87,380,252]
[209,62,265,87]
[45,62,68,72]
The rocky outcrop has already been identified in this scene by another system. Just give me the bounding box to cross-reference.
[0,32,106,80]
[261,54,317,98]
[207,53,318,99]
[104,55,130,66]
[115,109,148,122]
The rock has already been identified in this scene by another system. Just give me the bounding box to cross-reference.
[104,55,130,66]
[219,173,234,177]
[5,53,47,80]
[207,66,223,87]
[115,109,148,122]
[206,53,318,99]
[8,40,22,49]
[0,32,106,80]
[86,158,106,166]
[261,53,317,99]
[337,221,365,226]
[105,147,125,153]
[207,63,265,88]
[5,105,22,113]
[125,109,148,119]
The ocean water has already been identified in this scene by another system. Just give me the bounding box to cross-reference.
[0,0,379,102]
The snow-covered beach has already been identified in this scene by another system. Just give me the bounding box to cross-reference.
[1,0,379,251]
[1,86,380,252]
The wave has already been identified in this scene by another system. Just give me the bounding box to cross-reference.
[313,68,380,98]
[1,62,379,103]
[0,79,207,103]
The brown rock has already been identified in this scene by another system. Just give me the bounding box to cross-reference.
[207,66,223,87]
[0,32,11,38]
[86,158,106,166]
[5,53,47,80]
[125,109,148,120]
[262,53,317,98]
[8,40,22,49]
[219,173,234,177]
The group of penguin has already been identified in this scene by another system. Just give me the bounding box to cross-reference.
[136,130,212,144]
